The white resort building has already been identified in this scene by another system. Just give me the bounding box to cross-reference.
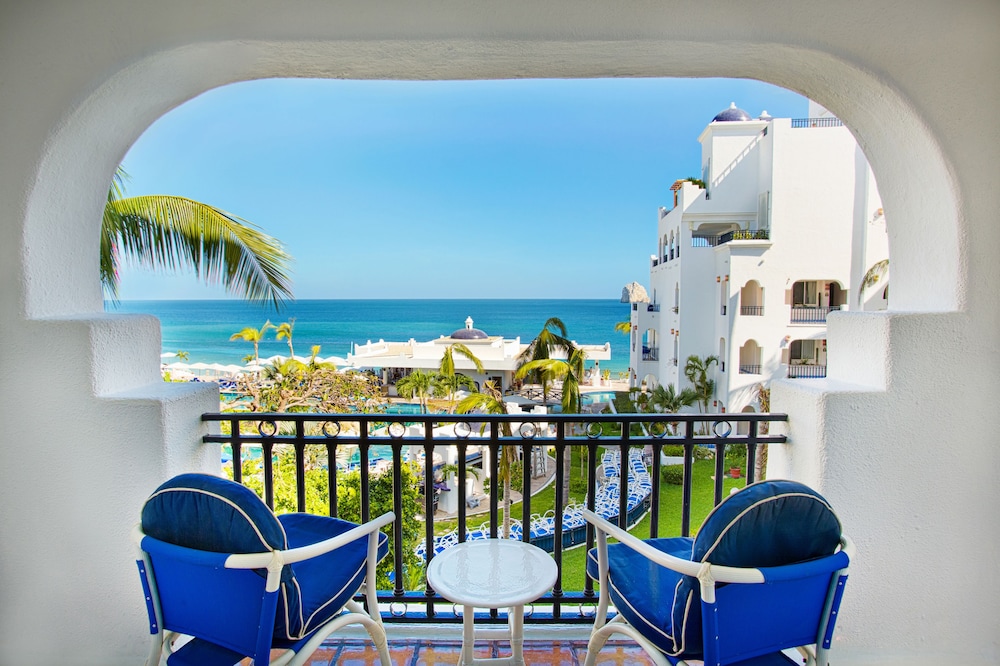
[629,101,888,418]
[348,316,612,394]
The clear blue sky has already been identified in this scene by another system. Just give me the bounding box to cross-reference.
[118,77,807,300]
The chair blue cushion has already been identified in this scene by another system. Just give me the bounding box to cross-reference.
[587,537,694,655]
[141,473,287,553]
[274,513,389,643]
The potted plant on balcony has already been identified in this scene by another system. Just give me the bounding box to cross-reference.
[724,447,746,479]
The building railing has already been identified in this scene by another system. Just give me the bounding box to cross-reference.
[791,117,844,128]
[739,364,762,375]
[740,305,764,316]
[790,305,840,323]
[787,364,828,378]
[203,410,787,624]
[692,229,770,247]
[642,346,659,360]
[647,304,660,312]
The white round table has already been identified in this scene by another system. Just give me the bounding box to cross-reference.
[426,538,558,666]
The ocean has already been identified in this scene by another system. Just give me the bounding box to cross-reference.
[110,299,632,374]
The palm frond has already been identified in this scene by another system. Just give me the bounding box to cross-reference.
[104,195,293,308]
[858,259,889,304]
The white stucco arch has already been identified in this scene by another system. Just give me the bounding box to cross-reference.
[2,3,997,665]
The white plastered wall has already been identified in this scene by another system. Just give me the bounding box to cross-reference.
[0,2,997,664]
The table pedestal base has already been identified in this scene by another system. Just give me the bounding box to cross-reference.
[460,605,525,666]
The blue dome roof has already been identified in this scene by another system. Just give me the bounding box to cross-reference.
[450,316,488,340]
[451,327,488,340]
[713,102,753,122]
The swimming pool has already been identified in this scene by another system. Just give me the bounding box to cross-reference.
[581,391,618,404]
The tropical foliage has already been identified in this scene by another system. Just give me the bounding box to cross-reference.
[275,319,296,358]
[436,343,484,410]
[648,383,698,435]
[516,317,577,405]
[858,259,889,305]
[102,168,292,307]
[395,370,437,414]
[684,354,718,433]
[229,321,274,364]
[456,380,517,538]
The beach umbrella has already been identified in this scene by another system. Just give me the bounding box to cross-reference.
[189,362,212,370]
[160,352,177,359]
[242,363,264,372]
[165,361,191,370]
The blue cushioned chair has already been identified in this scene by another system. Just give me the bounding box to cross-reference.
[132,473,395,666]
[583,480,853,666]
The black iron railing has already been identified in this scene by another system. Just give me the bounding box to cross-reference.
[692,229,770,247]
[202,410,787,624]
[787,364,828,378]
[791,305,840,323]
[642,346,659,361]
[741,305,764,316]
[739,364,762,375]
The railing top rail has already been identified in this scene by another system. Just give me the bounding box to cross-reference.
[203,411,788,424]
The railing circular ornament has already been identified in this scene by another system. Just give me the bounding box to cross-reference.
[321,421,341,438]
[389,602,407,617]
[578,603,597,618]
[713,421,733,438]
[649,421,668,438]
[454,422,472,439]
[518,423,537,439]
[586,422,603,439]
[523,603,534,618]
[257,420,277,437]
[388,422,405,438]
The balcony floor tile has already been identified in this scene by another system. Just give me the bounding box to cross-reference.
[313,637,656,665]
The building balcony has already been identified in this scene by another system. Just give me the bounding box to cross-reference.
[641,346,658,360]
[790,305,840,323]
[787,363,828,378]
[739,364,761,374]
[203,410,786,633]
[740,305,764,316]
[691,229,770,247]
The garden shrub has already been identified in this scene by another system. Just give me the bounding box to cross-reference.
[661,464,684,485]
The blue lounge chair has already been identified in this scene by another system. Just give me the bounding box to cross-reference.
[133,473,394,666]
[583,480,853,666]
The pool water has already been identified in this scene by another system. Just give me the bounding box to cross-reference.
[581,391,618,404]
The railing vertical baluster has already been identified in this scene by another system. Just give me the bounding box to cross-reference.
[681,420,694,537]
[327,440,337,517]
[520,441,531,544]
[649,437,662,539]
[618,419,630,530]
[294,418,306,512]
[229,418,242,484]
[262,431,275,511]
[489,424,499,539]
[457,442,467,543]
[391,440,405,601]
[552,421,565,620]
[583,438,598,599]
[714,437,726,506]
[746,420,759,484]
[359,420,370,523]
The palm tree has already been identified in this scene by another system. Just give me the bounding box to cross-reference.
[456,380,516,538]
[858,258,889,305]
[438,343,485,410]
[516,347,587,505]
[752,382,771,483]
[275,319,296,358]
[684,354,718,434]
[395,370,436,413]
[517,317,577,405]
[649,383,698,435]
[102,167,293,308]
[614,320,631,335]
[175,350,189,361]
[229,320,274,365]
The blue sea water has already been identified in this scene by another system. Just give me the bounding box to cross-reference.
[110,299,633,374]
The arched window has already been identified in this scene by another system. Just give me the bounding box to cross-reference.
[740,280,764,316]
[739,340,762,374]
